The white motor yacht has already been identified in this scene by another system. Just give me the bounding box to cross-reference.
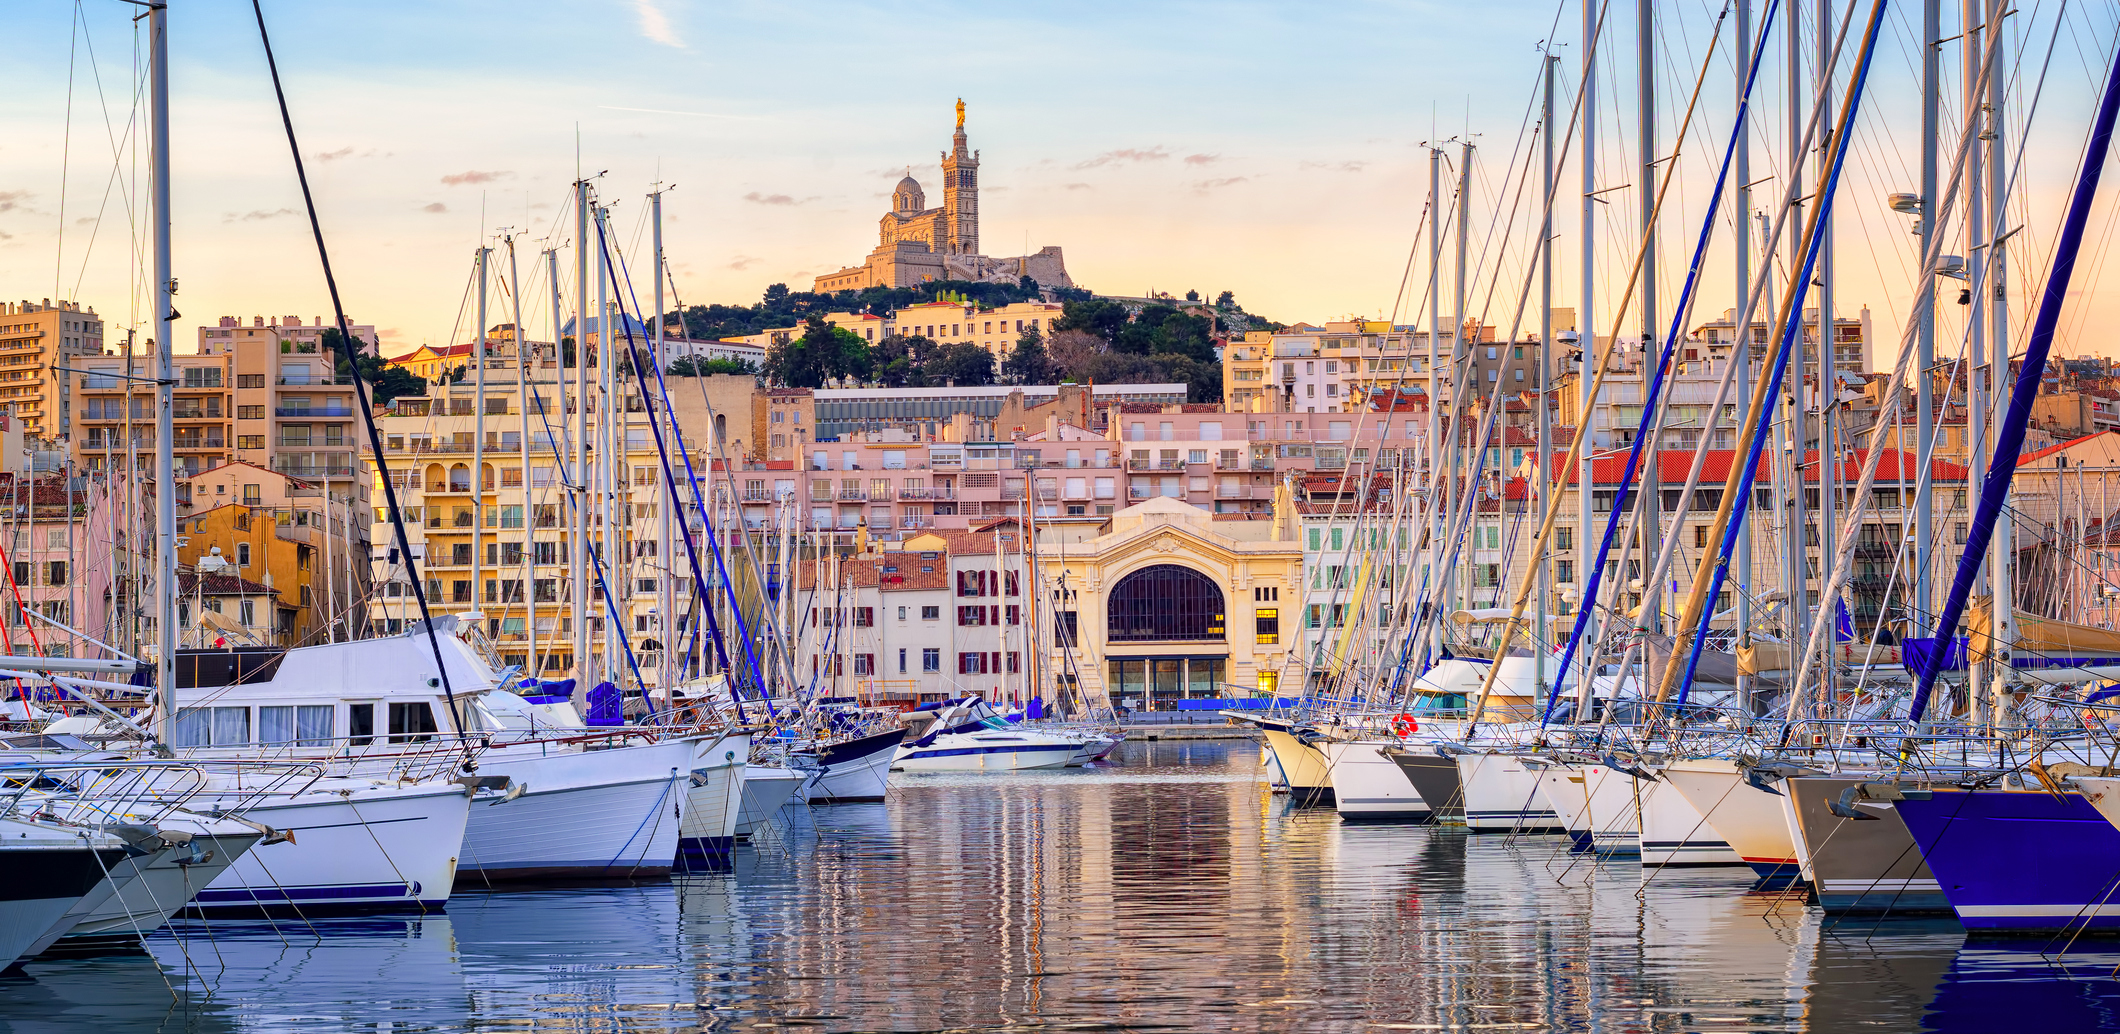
[892,700,1079,772]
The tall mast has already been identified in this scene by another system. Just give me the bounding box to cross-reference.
[472,246,489,628]
[1962,0,1989,719]
[1576,0,1599,712]
[1815,0,1837,702]
[508,236,535,678]
[1915,0,1939,640]
[1426,144,1443,668]
[1783,0,1811,696]
[572,183,591,687]
[150,0,175,746]
[1983,0,2012,717]
[1732,0,1754,710]
[595,204,618,687]
[1639,0,1663,637]
[1539,52,1558,701]
[652,188,674,690]
[545,247,564,680]
[1452,139,1472,621]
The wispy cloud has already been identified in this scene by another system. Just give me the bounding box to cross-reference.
[227,208,297,223]
[743,192,815,206]
[315,146,355,162]
[1301,160,1369,173]
[726,255,760,270]
[632,0,684,47]
[0,190,28,213]
[421,202,448,214]
[1184,153,1225,166]
[1073,146,1169,170]
[1191,176,1249,194]
[1062,182,1092,191]
[598,105,763,121]
[440,170,512,186]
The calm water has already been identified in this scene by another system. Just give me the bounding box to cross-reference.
[1,740,2116,1032]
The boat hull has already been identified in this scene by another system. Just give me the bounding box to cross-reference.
[1896,789,2120,934]
[679,734,751,868]
[736,767,804,838]
[1386,748,1464,823]
[0,842,130,969]
[1535,762,1640,855]
[459,737,698,881]
[34,826,260,956]
[1658,759,1803,886]
[1782,776,1950,915]
[189,782,473,917]
[1258,728,1334,806]
[1455,752,1564,832]
[798,729,905,804]
[1634,770,1746,868]
[1323,739,1429,822]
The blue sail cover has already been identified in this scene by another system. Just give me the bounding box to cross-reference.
[585,681,624,726]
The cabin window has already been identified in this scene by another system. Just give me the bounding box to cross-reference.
[389,702,439,743]
[348,702,376,745]
[174,706,251,747]
[259,705,335,746]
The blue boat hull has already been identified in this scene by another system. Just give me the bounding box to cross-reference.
[1896,789,2120,935]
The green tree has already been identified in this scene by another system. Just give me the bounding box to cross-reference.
[1053,299,1129,342]
[1003,325,1051,384]
[1215,290,1235,308]
[324,327,426,405]
[1184,288,1200,302]
[927,341,995,386]
[764,316,871,388]
[667,355,756,376]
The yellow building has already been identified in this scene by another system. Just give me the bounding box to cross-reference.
[177,502,327,646]
[1034,497,1301,710]
[382,342,477,381]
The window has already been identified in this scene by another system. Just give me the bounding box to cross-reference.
[237,543,252,566]
[851,607,874,627]
[1108,565,1224,642]
[1255,608,1280,645]
[238,405,265,420]
[958,605,988,626]
[237,435,265,450]
[1255,586,1278,603]
[237,374,266,389]
[1055,610,1079,646]
[388,701,439,743]
[259,705,334,746]
[1556,559,1575,583]
[1555,528,1571,551]
[898,648,908,674]
[853,654,874,677]
[922,648,941,672]
[921,605,940,620]
[45,561,65,587]
[958,652,990,675]
[173,706,251,747]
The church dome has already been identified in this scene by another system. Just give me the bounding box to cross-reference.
[892,174,926,213]
[896,174,921,192]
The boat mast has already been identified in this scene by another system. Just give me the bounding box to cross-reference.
[473,245,489,634]
[509,236,536,679]
[1815,0,1838,704]
[1732,0,1754,711]
[1453,140,1472,626]
[1982,0,2013,720]
[1639,0,1663,643]
[595,204,618,688]
[1576,0,1598,714]
[572,182,590,688]
[544,246,564,680]
[1961,0,1989,721]
[1782,0,1811,714]
[150,0,175,747]
[1915,0,1939,644]
[1539,52,1557,702]
[1426,143,1443,670]
[652,188,674,689]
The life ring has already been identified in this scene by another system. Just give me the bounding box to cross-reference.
[1391,714,1419,738]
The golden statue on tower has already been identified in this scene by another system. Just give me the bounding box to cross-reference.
[955,98,965,129]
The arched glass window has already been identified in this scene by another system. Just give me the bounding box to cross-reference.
[1108,564,1224,642]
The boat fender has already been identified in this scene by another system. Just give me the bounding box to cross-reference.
[1391,714,1419,738]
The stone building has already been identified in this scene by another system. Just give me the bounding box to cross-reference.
[812,102,1073,293]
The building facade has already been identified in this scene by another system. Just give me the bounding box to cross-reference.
[0,298,106,441]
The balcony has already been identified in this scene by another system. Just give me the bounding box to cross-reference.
[276,406,356,418]
[274,463,354,478]
[901,516,934,530]
[837,489,867,502]
[742,489,777,502]
[1125,458,1186,472]
[898,486,932,500]
[1128,486,1153,500]
[276,376,356,386]
[171,408,224,421]
[171,437,226,451]
[280,438,348,450]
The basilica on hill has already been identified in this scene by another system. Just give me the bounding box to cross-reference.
[812,101,1074,295]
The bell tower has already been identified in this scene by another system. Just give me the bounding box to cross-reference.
[940,99,979,255]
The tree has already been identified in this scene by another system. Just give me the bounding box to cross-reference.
[1184,288,1200,302]
[927,341,995,386]
[762,283,791,306]
[764,316,872,388]
[1215,290,1235,308]
[667,355,755,377]
[324,327,425,405]
[1045,329,1106,382]
[1003,326,1051,384]
[1053,299,1129,342]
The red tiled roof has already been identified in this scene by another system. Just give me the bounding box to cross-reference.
[2018,429,2120,466]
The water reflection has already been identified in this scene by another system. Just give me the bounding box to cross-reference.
[0,739,2094,1031]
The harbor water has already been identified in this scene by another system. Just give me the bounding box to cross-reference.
[0,740,2113,1032]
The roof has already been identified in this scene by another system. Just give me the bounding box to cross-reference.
[385,342,476,364]
[179,571,275,596]
[2018,428,2120,466]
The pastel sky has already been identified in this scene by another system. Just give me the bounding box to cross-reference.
[2,0,2116,369]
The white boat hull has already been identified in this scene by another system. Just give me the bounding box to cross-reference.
[679,734,751,867]
[1660,758,1802,882]
[34,826,260,955]
[190,781,473,916]
[893,732,1077,772]
[736,766,804,838]
[1322,738,1429,821]
[1257,728,1333,805]
[458,737,698,880]
[1535,763,1641,855]
[797,729,905,804]
[1455,752,1565,832]
[1634,769,1747,868]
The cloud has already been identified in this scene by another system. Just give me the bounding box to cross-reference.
[315,147,355,162]
[726,255,760,270]
[1184,153,1225,166]
[631,0,684,46]
[598,105,762,121]
[1192,176,1250,194]
[1073,146,1170,170]
[0,190,28,213]
[75,216,96,226]
[1062,182,1092,191]
[421,202,448,213]
[440,170,512,186]
[227,208,297,223]
[743,192,815,206]
[1301,160,1369,173]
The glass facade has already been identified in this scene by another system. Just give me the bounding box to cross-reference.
[1106,656,1227,710]
[1108,564,1225,642]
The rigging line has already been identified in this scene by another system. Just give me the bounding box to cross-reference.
[247,0,476,769]
[68,5,152,303]
[55,1,84,302]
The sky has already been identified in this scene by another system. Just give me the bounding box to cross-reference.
[2,0,2118,368]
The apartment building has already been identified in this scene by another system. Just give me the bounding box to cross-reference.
[362,367,680,682]
[0,299,106,441]
[1223,314,1575,415]
[1689,306,1871,376]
